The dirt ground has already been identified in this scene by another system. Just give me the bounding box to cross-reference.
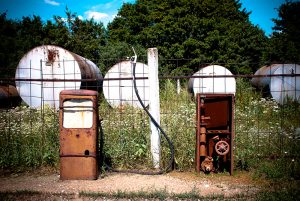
[0,168,263,200]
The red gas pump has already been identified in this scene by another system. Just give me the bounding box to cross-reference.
[195,93,234,175]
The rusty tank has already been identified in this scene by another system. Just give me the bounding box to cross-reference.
[15,45,103,109]
[0,84,21,108]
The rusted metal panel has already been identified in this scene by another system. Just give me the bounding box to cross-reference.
[59,89,99,180]
[71,53,102,91]
[195,93,234,175]
[201,99,229,129]
[60,157,98,180]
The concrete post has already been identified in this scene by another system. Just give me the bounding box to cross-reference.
[177,79,181,94]
[148,48,160,169]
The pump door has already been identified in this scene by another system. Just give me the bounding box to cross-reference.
[59,90,99,180]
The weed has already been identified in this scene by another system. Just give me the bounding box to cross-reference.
[174,187,200,199]
[254,181,300,201]
[0,79,299,180]
[80,189,169,200]
[0,105,59,169]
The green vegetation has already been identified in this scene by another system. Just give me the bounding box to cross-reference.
[108,0,268,75]
[0,190,75,201]
[79,189,206,200]
[79,181,300,200]
[100,79,195,170]
[1,184,299,201]
[1,1,300,78]
[235,79,300,179]
[0,105,59,169]
[265,1,300,62]
[0,79,299,181]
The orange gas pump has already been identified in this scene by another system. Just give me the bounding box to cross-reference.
[59,90,100,180]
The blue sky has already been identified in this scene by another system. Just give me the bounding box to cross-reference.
[0,0,296,36]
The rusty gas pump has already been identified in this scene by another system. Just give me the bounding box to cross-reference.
[195,94,234,175]
[59,90,100,180]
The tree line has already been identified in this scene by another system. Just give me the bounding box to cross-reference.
[0,0,299,78]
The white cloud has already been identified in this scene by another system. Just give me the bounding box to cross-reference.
[85,11,109,22]
[78,15,84,20]
[111,14,117,19]
[44,0,60,6]
[91,1,114,10]
[82,0,129,26]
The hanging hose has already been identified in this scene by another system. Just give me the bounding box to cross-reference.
[104,47,174,175]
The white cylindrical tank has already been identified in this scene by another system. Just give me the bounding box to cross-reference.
[188,65,236,95]
[251,64,281,88]
[270,64,300,104]
[15,45,102,109]
[103,61,149,108]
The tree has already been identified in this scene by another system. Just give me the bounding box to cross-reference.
[0,12,18,78]
[264,1,300,63]
[67,17,106,62]
[98,41,146,73]
[0,8,109,78]
[0,13,45,78]
[108,0,268,75]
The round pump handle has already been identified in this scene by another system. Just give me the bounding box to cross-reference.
[215,140,230,155]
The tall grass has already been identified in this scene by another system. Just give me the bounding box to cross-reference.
[0,79,299,179]
[235,79,300,178]
[0,105,59,169]
[99,79,195,170]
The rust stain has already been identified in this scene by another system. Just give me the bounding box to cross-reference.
[86,130,91,137]
[46,48,59,65]
[48,49,57,62]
